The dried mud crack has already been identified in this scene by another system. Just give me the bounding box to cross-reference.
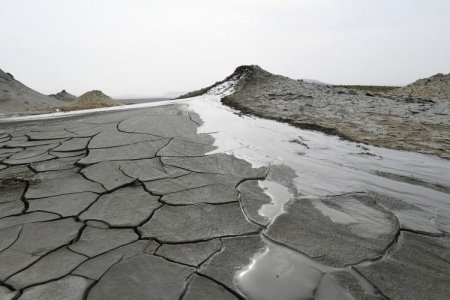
[0,103,449,300]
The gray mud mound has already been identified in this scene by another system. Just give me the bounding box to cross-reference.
[393,72,450,101]
[0,68,62,115]
[49,89,77,102]
[182,65,450,159]
[62,90,122,111]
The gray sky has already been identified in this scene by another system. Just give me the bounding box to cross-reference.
[1,0,450,97]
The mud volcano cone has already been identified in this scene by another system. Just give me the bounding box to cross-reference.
[62,90,122,111]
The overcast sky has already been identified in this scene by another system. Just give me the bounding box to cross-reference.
[1,0,450,97]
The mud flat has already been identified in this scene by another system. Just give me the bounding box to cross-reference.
[0,96,449,299]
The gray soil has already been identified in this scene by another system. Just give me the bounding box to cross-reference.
[0,69,62,115]
[181,65,450,159]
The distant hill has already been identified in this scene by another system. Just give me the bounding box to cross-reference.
[393,73,450,100]
[0,68,62,114]
[49,89,77,102]
[61,90,122,111]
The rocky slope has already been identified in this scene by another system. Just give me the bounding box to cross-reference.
[394,72,450,101]
[49,89,77,102]
[62,90,122,111]
[0,68,62,115]
[180,65,450,159]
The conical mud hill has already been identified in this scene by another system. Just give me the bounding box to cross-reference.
[62,90,122,111]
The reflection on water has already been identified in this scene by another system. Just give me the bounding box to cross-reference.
[258,180,292,221]
[234,237,354,300]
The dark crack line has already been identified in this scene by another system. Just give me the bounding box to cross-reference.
[149,183,219,197]
[87,136,168,150]
[0,225,24,254]
[400,227,445,237]
[12,256,90,292]
[350,267,390,299]
[161,199,240,207]
[4,221,85,283]
[156,162,235,176]
[261,232,327,261]
[195,273,246,300]
[197,239,224,268]
[187,112,201,127]
[25,191,101,202]
[179,272,195,300]
[134,204,165,235]
[81,276,98,300]
[153,252,197,269]
[0,280,16,294]
[153,232,264,246]
[155,137,174,157]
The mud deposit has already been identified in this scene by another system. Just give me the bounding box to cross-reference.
[190,65,450,159]
[0,96,449,299]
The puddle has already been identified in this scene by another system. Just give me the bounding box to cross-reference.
[234,237,354,300]
[258,180,292,220]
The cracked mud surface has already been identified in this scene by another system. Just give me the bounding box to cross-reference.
[0,103,449,299]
